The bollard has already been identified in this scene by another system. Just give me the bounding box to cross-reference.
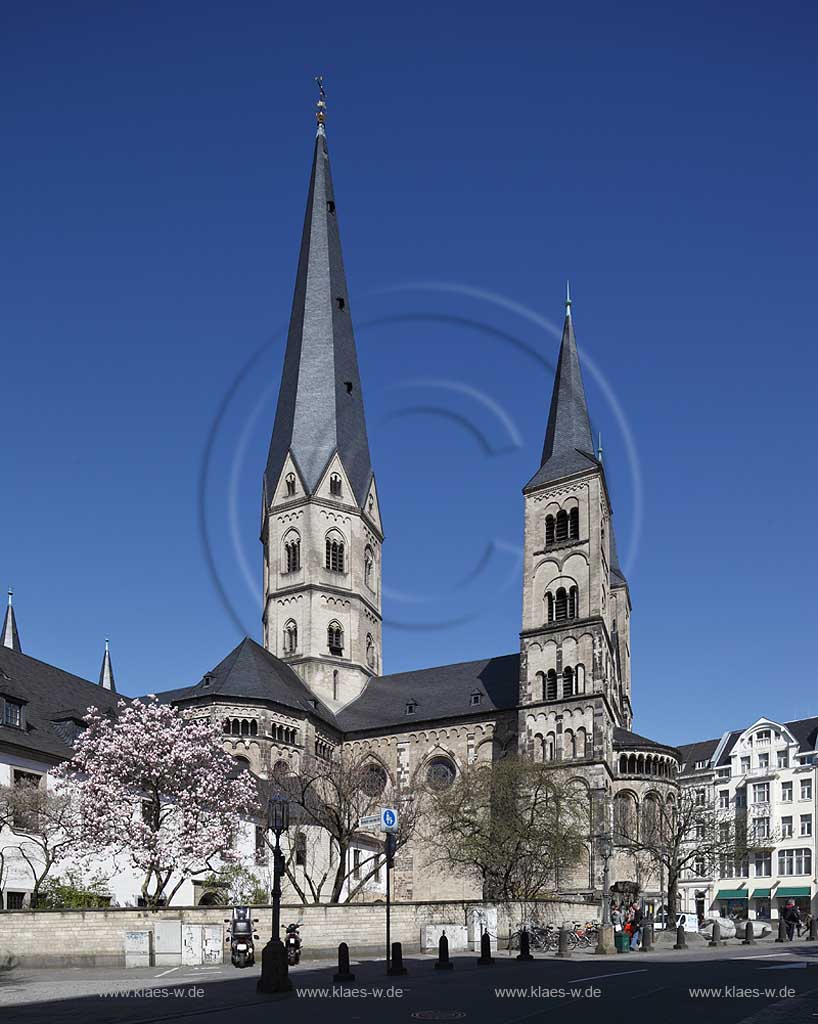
[387,941,408,976]
[673,923,687,950]
[333,942,355,983]
[516,929,534,962]
[810,917,818,941]
[477,929,495,966]
[742,920,755,946]
[641,920,653,952]
[775,917,787,944]
[708,920,721,948]
[435,932,454,970]
[555,926,572,959]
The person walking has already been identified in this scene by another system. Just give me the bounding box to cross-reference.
[629,902,643,951]
[783,900,801,941]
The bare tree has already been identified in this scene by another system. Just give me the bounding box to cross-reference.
[424,756,590,902]
[271,753,418,904]
[0,780,82,904]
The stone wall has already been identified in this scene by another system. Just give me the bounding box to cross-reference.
[0,897,598,967]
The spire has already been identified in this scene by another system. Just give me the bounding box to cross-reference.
[1,588,21,652]
[264,86,374,510]
[525,292,596,490]
[98,637,116,691]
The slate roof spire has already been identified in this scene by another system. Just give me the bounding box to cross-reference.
[2,588,21,652]
[98,637,116,692]
[264,85,374,509]
[525,290,597,490]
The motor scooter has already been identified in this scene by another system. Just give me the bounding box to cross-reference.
[226,906,259,968]
[284,921,302,965]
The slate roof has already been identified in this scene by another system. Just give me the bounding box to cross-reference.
[156,637,337,727]
[0,646,121,761]
[678,716,818,773]
[525,309,598,491]
[263,127,374,509]
[335,654,520,733]
[613,726,680,759]
[676,737,721,773]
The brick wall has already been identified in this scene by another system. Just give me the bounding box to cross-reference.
[0,897,597,967]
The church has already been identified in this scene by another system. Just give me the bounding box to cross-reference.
[0,96,681,906]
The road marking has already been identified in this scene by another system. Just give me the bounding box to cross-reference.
[758,963,808,970]
[575,969,649,982]
[731,953,795,960]
[155,968,179,977]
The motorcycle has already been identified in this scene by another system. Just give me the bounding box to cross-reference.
[226,906,259,968]
[284,921,302,965]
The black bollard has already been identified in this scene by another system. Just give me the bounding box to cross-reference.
[435,932,454,970]
[708,920,721,948]
[810,917,818,941]
[742,920,755,946]
[333,941,355,982]
[477,929,495,966]
[555,926,572,959]
[673,923,687,950]
[387,941,408,976]
[775,917,787,944]
[641,919,653,952]
[516,929,534,962]
[257,938,293,994]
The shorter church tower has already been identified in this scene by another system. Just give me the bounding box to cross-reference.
[261,93,383,709]
[519,290,632,769]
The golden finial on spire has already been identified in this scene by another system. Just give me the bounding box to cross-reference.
[315,75,327,133]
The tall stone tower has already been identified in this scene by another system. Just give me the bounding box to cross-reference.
[261,98,383,710]
[519,290,632,769]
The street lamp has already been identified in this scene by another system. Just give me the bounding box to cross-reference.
[594,832,614,955]
[257,792,292,994]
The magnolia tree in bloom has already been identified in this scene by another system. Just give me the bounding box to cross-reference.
[55,698,258,907]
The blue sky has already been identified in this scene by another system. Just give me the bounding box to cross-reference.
[2,1,816,746]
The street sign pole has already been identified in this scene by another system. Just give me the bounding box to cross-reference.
[385,831,396,971]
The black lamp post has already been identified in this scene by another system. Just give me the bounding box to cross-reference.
[594,832,614,955]
[257,792,292,994]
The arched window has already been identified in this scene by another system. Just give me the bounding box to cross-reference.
[614,792,638,842]
[555,509,569,542]
[546,592,554,623]
[231,719,240,736]
[329,473,342,497]
[366,634,375,669]
[233,755,251,773]
[327,621,344,656]
[250,720,258,736]
[568,586,578,619]
[562,666,574,697]
[285,473,296,497]
[564,729,575,759]
[364,546,374,589]
[619,754,627,774]
[333,670,339,701]
[545,515,555,547]
[283,619,297,654]
[223,719,230,734]
[240,719,250,736]
[555,588,568,621]
[426,756,457,790]
[569,507,579,539]
[575,727,587,759]
[643,795,660,839]
[360,762,387,797]
[284,534,301,573]
[545,732,556,762]
[272,758,290,781]
[575,663,585,694]
[546,669,558,701]
[325,534,345,572]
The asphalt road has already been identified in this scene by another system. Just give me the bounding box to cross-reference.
[1,941,817,1024]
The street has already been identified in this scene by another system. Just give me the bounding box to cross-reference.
[1,941,816,1024]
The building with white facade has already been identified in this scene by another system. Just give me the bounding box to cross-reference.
[678,717,817,923]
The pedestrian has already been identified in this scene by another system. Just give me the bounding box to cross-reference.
[782,900,801,941]
[629,902,643,951]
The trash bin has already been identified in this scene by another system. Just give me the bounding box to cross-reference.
[615,930,630,953]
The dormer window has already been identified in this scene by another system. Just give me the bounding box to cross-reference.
[694,759,709,770]
[329,474,342,497]
[3,699,23,729]
[470,691,482,707]
[285,473,296,497]
[405,701,417,716]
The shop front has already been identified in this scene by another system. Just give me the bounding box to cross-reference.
[751,888,771,921]
[775,885,811,920]
[715,888,748,920]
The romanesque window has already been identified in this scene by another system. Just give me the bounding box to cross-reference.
[545,515,555,547]
[545,732,556,761]
[272,758,290,781]
[333,670,339,701]
[564,729,575,759]
[283,619,298,654]
[546,592,554,622]
[546,670,558,700]
[364,546,374,589]
[285,473,296,497]
[575,726,588,759]
[555,588,568,621]
[327,621,344,656]
[614,792,637,842]
[426,756,456,790]
[330,473,342,497]
[555,509,569,542]
[568,585,578,619]
[562,666,574,698]
[284,535,301,573]
[360,762,387,797]
[366,634,375,669]
[569,507,579,539]
[325,535,345,572]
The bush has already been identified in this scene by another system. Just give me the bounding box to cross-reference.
[34,870,112,909]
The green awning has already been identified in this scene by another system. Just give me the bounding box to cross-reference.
[776,886,810,897]
[751,888,771,898]
[716,889,748,899]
